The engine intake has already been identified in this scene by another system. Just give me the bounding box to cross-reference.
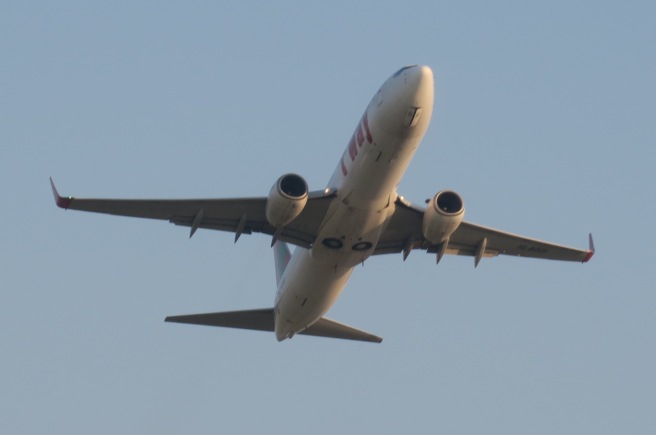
[422,190,465,244]
[266,174,309,228]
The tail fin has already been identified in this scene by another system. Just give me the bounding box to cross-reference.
[273,241,291,286]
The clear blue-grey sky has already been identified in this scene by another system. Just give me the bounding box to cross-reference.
[2,1,654,434]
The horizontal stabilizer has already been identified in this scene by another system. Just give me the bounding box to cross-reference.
[165,309,382,343]
[303,317,383,343]
[166,308,275,332]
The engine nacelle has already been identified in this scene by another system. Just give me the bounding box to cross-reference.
[422,190,465,244]
[265,173,309,228]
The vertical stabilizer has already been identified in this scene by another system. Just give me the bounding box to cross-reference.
[273,241,291,286]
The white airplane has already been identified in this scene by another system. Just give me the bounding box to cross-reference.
[51,65,594,343]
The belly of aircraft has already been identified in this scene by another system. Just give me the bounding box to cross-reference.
[274,198,396,339]
[275,250,354,340]
[312,198,395,266]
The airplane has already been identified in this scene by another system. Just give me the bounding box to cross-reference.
[50,65,594,343]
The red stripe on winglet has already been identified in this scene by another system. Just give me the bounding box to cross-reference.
[582,233,595,263]
[57,196,72,209]
[50,177,72,209]
[582,250,594,263]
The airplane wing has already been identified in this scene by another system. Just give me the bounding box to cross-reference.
[51,179,593,263]
[50,178,335,248]
[374,196,594,264]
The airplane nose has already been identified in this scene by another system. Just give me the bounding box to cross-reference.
[373,65,434,138]
[406,65,434,105]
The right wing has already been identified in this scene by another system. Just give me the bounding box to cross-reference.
[374,196,594,264]
[50,178,335,248]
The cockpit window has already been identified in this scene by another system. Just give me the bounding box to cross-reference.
[393,65,417,77]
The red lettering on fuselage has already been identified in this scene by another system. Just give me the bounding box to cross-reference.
[362,112,373,143]
[347,136,357,161]
[341,111,374,176]
[357,124,365,148]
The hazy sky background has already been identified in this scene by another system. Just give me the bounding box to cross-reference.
[2,1,655,434]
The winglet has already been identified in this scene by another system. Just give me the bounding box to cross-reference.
[582,233,595,263]
[49,177,72,209]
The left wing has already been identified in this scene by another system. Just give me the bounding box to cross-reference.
[374,196,594,264]
[50,178,335,248]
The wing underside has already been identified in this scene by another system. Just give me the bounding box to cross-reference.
[50,178,334,249]
[374,197,593,263]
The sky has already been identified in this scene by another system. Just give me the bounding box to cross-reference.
[1,1,655,434]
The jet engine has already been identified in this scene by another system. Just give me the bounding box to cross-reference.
[422,190,465,244]
[265,173,309,228]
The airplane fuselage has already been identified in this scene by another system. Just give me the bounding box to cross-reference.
[274,65,435,340]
